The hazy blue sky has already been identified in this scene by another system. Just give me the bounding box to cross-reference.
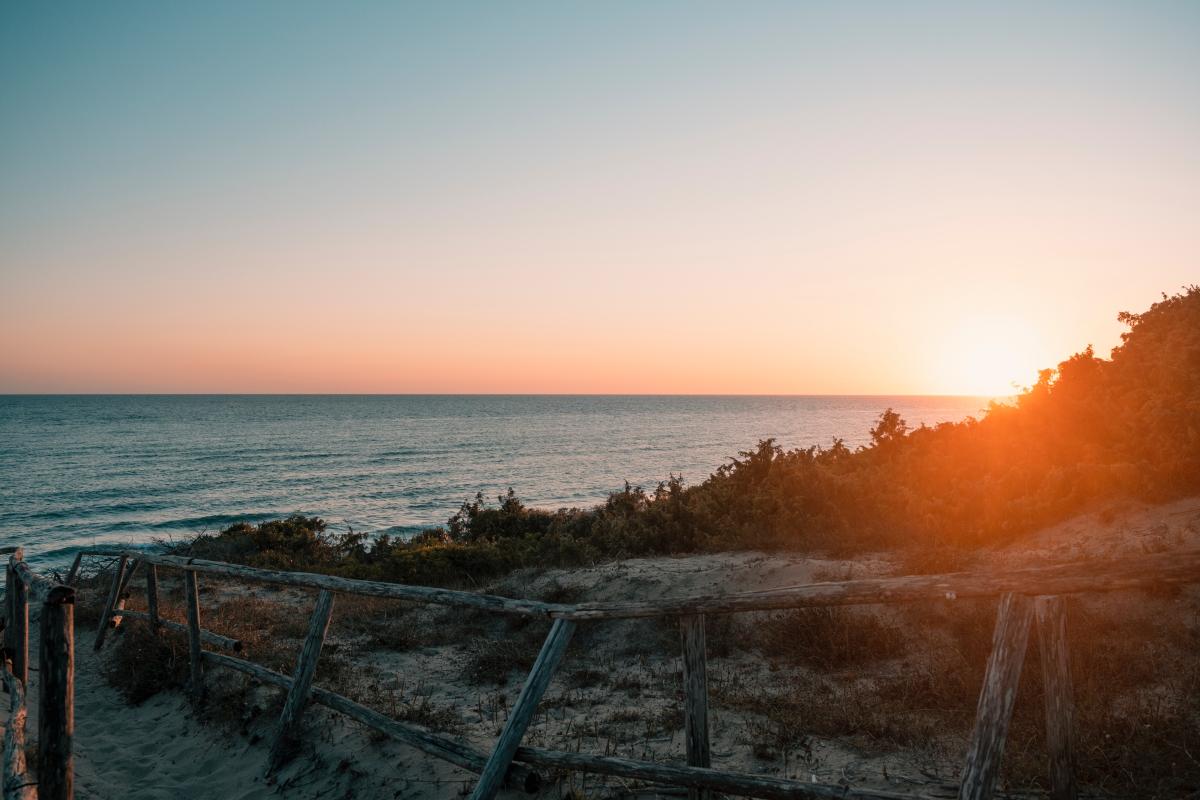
[2,2,1198,393]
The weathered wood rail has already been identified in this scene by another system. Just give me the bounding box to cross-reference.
[77,546,1200,800]
[2,548,75,800]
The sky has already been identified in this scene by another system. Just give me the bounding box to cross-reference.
[1,1,1197,396]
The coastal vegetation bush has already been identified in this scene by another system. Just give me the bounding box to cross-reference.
[178,287,1200,580]
[88,290,1200,799]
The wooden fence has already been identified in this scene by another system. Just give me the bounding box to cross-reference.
[79,547,1200,800]
[1,547,75,800]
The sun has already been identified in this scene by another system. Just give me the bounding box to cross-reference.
[936,314,1043,397]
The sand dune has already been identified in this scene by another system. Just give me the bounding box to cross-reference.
[6,497,1198,798]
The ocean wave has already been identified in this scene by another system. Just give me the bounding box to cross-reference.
[15,499,172,523]
[145,511,284,531]
[3,395,990,569]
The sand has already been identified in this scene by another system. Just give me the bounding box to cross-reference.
[5,496,1199,798]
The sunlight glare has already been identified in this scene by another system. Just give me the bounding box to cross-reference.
[938,314,1042,397]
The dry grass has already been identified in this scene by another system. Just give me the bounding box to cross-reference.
[707,590,1200,797]
[90,570,475,745]
[711,658,966,760]
[738,606,909,671]
[101,622,189,705]
[462,624,550,685]
[564,667,611,689]
[1000,592,1200,796]
[84,558,1200,799]
[348,667,467,737]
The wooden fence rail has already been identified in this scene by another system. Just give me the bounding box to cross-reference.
[77,547,1200,800]
[199,650,542,792]
[2,549,75,800]
[1,656,34,800]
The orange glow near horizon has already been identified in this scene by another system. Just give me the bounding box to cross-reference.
[0,302,1106,396]
[2,4,1198,395]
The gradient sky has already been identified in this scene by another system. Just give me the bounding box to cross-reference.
[2,1,1197,395]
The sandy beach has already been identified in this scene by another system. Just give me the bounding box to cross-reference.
[4,498,1193,799]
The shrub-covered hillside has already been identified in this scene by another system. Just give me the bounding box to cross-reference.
[183,287,1200,583]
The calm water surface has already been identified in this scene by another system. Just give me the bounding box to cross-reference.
[0,395,994,566]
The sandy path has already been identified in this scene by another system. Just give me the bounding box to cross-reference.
[71,644,281,800]
[2,624,367,799]
[65,630,524,799]
[7,497,1196,798]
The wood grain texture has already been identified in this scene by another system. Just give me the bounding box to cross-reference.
[38,585,75,800]
[65,552,84,587]
[183,569,204,704]
[267,589,335,773]
[1035,596,1077,800]
[469,618,576,800]
[108,559,140,632]
[1,657,35,800]
[93,553,128,651]
[2,559,13,658]
[80,551,567,617]
[13,559,58,604]
[958,593,1035,800]
[6,555,27,686]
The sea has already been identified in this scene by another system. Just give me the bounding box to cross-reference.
[0,395,996,567]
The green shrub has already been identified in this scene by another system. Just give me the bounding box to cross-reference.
[173,287,1200,584]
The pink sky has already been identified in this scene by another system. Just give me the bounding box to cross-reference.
[3,3,1197,395]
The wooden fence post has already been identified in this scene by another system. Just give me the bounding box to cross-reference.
[7,552,28,686]
[109,559,140,633]
[1035,596,1077,800]
[958,592,1034,800]
[65,553,83,587]
[469,618,576,800]
[679,614,711,800]
[268,589,335,774]
[2,558,11,656]
[146,565,161,630]
[38,585,75,800]
[2,655,35,800]
[93,554,127,651]
[184,569,204,704]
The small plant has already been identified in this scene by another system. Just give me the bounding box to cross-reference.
[103,623,187,704]
[463,638,538,685]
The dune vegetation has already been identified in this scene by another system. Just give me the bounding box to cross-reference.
[93,288,1199,798]
[180,287,1200,583]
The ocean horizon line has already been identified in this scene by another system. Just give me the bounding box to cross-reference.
[2,394,999,565]
[0,391,1005,399]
